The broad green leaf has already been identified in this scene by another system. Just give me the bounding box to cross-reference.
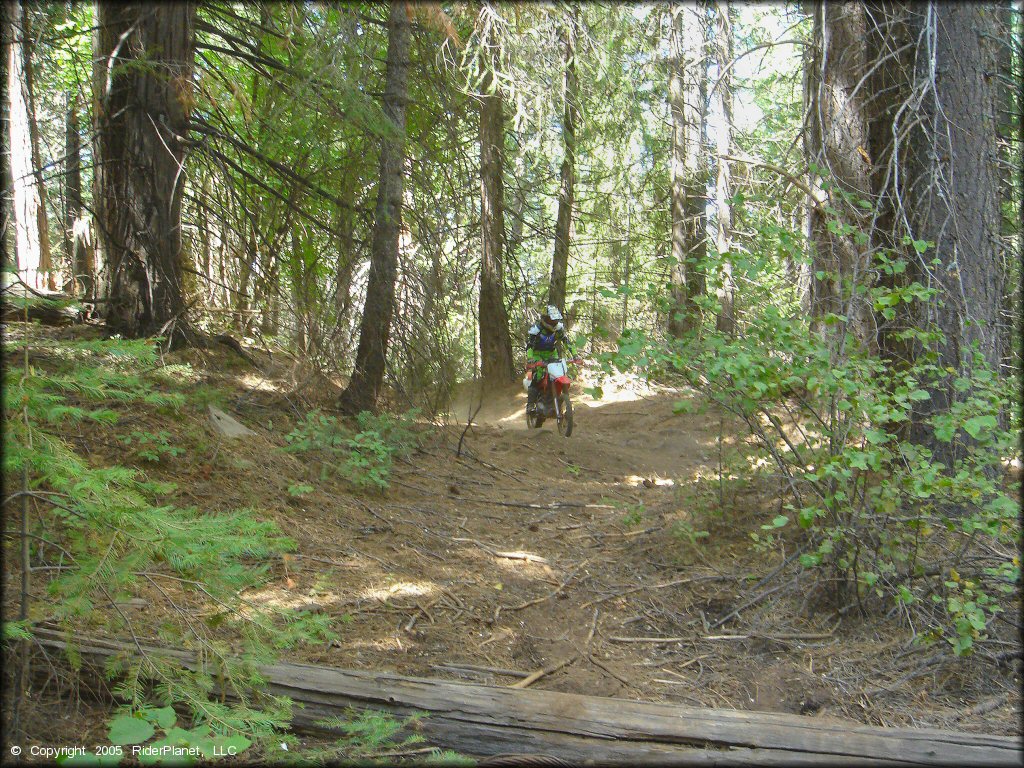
[152,706,177,730]
[864,428,888,445]
[963,415,996,439]
[108,714,155,746]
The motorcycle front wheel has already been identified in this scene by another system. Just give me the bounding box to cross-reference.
[526,409,543,429]
[557,393,573,437]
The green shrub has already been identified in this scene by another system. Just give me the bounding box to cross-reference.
[59,706,253,766]
[117,430,184,463]
[284,408,419,491]
[606,252,1021,656]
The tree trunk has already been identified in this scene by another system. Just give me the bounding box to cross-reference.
[197,177,213,303]
[65,94,93,297]
[548,6,579,312]
[1,1,12,272]
[331,184,356,353]
[65,95,81,251]
[804,2,875,354]
[290,224,307,353]
[995,1,1020,377]
[1017,1,1024,382]
[338,0,410,415]
[478,7,516,388]
[507,154,528,270]
[899,2,1003,447]
[7,0,54,291]
[94,2,197,344]
[667,2,707,338]
[22,3,54,290]
[235,230,255,334]
[258,227,284,336]
[712,1,735,336]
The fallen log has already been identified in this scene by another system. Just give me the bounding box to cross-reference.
[31,628,1020,767]
[1,281,88,325]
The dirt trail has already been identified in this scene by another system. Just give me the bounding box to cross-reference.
[238,381,799,705]
[215,377,1016,735]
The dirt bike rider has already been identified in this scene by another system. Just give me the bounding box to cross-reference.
[525,305,578,414]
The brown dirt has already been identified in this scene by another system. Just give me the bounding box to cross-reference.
[6,331,1021,755]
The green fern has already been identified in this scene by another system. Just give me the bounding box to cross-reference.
[2,327,339,749]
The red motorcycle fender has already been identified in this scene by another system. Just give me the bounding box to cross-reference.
[554,375,571,396]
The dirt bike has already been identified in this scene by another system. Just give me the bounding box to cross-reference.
[525,357,582,437]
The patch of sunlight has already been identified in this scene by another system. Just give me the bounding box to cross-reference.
[490,552,550,572]
[624,474,676,488]
[495,550,542,560]
[346,636,410,652]
[582,375,694,410]
[241,586,337,611]
[360,581,435,603]
[238,373,283,393]
[746,455,775,471]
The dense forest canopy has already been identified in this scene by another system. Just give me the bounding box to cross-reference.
[2,0,1021,762]
[4,3,1019,388]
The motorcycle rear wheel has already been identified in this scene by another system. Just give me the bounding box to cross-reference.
[557,393,573,437]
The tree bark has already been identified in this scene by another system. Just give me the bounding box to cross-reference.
[290,223,307,353]
[197,176,213,302]
[899,2,1003,444]
[94,2,197,344]
[65,95,81,250]
[712,1,735,336]
[234,230,255,333]
[667,2,707,338]
[1016,1,1024,382]
[548,6,579,312]
[478,7,516,388]
[7,0,54,291]
[804,2,875,354]
[338,0,410,415]
[65,94,93,297]
[994,1,1019,377]
[331,183,356,353]
[851,3,1003,460]
[1,1,12,272]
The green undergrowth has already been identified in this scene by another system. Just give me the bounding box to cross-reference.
[284,408,420,492]
[597,248,1022,658]
[0,319,446,764]
[268,710,472,766]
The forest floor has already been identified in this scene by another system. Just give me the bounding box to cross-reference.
[7,323,1021,759]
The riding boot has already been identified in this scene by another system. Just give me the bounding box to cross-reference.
[526,383,538,413]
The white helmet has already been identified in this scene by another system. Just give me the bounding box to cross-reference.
[544,305,563,322]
